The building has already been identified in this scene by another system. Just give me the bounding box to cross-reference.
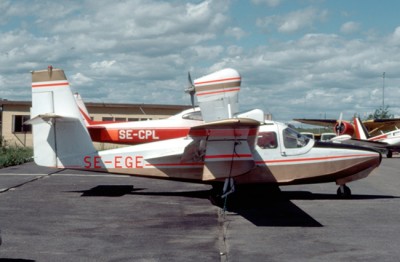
[0,100,190,148]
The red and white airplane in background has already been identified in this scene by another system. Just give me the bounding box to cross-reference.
[294,116,400,138]
[353,117,400,158]
[27,66,381,199]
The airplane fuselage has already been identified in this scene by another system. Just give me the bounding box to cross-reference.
[86,108,203,144]
[80,120,381,186]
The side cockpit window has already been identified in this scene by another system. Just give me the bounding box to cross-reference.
[257,132,278,149]
[283,128,310,148]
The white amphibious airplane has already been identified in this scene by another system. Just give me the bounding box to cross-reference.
[27,66,381,198]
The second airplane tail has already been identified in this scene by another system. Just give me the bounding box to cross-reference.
[353,117,370,140]
[28,66,96,168]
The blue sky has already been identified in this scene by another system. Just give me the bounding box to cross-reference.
[1,0,400,123]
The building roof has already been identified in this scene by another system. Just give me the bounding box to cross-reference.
[0,100,191,110]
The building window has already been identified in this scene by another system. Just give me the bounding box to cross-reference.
[114,117,127,122]
[13,115,32,133]
[102,117,114,122]
[128,118,141,121]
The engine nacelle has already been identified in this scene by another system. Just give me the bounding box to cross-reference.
[334,121,354,136]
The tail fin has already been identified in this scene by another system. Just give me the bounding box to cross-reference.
[28,66,96,168]
[74,93,94,126]
[353,117,370,140]
[194,68,241,122]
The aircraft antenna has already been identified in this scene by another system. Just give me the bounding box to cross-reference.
[382,72,385,110]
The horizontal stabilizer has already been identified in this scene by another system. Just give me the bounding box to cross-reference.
[24,113,78,125]
[30,67,96,168]
[194,68,241,122]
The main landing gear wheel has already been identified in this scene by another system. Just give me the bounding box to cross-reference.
[387,150,393,158]
[337,184,351,198]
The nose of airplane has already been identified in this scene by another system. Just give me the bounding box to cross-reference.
[313,141,382,184]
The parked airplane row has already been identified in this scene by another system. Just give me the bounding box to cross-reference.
[27,66,382,200]
[295,116,400,158]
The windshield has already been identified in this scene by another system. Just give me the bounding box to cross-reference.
[283,128,311,148]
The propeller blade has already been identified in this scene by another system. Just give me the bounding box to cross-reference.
[188,71,193,86]
[185,71,196,108]
[337,112,343,135]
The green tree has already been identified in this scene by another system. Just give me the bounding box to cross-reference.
[365,105,394,120]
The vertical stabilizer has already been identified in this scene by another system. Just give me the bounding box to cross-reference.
[353,117,370,140]
[29,66,96,168]
[194,68,241,122]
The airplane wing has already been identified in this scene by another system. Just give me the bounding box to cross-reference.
[293,118,338,127]
[363,118,400,133]
[182,118,260,181]
[335,138,389,152]
[334,137,400,154]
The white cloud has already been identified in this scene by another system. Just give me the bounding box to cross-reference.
[1,1,400,122]
[90,60,116,70]
[251,0,282,7]
[279,7,328,33]
[70,73,93,86]
[225,27,247,39]
[340,21,360,34]
[257,7,328,33]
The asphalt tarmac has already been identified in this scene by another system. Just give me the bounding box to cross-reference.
[0,157,399,261]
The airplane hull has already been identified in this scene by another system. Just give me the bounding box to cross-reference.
[64,142,381,187]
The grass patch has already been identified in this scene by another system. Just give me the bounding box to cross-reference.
[0,145,33,168]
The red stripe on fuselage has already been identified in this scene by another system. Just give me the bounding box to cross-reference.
[189,127,258,137]
[257,154,377,164]
[205,154,252,159]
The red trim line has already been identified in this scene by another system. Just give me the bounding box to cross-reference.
[32,81,69,88]
[256,154,377,164]
[195,77,241,85]
[197,87,240,96]
[205,154,252,159]
[190,128,258,137]
[369,134,387,141]
[145,162,203,167]
[79,108,94,125]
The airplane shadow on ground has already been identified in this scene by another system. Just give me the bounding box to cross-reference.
[68,185,398,227]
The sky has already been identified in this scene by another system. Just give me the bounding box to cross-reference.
[1,0,400,124]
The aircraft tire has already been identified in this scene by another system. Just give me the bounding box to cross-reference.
[337,185,351,198]
[387,150,393,158]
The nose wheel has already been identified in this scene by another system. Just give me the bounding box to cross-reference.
[337,184,351,198]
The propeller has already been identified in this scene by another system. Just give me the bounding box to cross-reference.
[336,112,343,135]
[184,71,196,108]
